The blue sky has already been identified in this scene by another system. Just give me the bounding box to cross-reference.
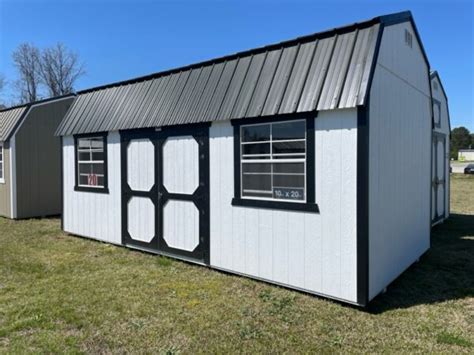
[0,0,472,130]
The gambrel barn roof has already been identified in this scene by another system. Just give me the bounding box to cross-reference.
[56,11,424,136]
[1,95,75,141]
[0,105,28,141]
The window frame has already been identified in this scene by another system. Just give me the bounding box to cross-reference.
[0,142,4,184]
[74,132,109,194]
[231,114,318,213]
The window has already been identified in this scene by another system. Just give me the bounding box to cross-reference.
[0,143,4,183]
[241,120,306,201]
[232,116,318,213]
[433,100,441,128]
[75,134,108,193]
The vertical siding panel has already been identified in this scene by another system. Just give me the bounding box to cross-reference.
[221,126,234,270]
[272,210,289,284]
[288,212,305,288]
[232,207,246,273]
[339,115,357,301]
[321,115,341,297]
[209,124,221,267]
[258,209,273,280]
[245,208,259,276]
[314,118,324,291]
[304,212,320,291]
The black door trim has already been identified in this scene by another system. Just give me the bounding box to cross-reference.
[121,129,160,251]
[120,123,210,264]
[156,123,210,264]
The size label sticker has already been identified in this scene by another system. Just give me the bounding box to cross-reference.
[273,187,304,201]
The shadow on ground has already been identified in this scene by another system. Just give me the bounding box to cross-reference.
[368,213,474,313]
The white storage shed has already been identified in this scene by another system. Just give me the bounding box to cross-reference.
[430,71,451,225]
[458,150,474,161]
[56,11,434,306]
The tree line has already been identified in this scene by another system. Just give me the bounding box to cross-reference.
[451,127,474,160]
[0,42,85,107]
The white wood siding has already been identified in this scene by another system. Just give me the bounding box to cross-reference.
[368,22,432,300]
[63,132,122,244]
[431,75,450,219]
[209,109,358,303]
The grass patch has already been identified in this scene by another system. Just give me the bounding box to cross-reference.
[437,331,472,347]
[0,175,473,352]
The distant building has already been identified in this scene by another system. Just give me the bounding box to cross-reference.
[0,95,74,219]
[430,71,451,225]
[458,149,474,161]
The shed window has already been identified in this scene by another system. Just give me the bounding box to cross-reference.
[241,120,306,201]
[433,100,441,128]
[232,116,318,213]
[75,134,108,193]
[0,143,4,183]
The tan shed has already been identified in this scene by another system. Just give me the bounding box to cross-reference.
[0,95,75,219]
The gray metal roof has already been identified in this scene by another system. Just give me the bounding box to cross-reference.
[0,105,28,141]
[55,14,396,136]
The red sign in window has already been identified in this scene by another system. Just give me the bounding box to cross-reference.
[88,174,98,186]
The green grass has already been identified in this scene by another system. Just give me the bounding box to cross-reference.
[0,175,473,353]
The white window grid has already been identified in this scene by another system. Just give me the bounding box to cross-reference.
[240,119,307,203]
[77,138,105,188]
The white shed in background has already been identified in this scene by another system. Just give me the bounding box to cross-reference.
[458,150,474,161]
[56,11,436,306]
[430,71,451,225]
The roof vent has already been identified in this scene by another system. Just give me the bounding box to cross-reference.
[404,29,413,48]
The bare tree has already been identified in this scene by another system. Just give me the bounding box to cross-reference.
[12,43,42,103]
[0,73,5,108]
[39,43,85,96]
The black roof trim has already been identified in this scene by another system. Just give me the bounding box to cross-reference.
[430,71,448,102]
[77,11,415,95]
[380,11,430,69]
[430,70,451,133]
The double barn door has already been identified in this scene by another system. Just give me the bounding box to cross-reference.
[121,125,210,264]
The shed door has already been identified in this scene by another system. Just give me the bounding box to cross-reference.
[432,133,446,224]
[121,125,210,262]
[121,131,159,252]
[156,125,210,264]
